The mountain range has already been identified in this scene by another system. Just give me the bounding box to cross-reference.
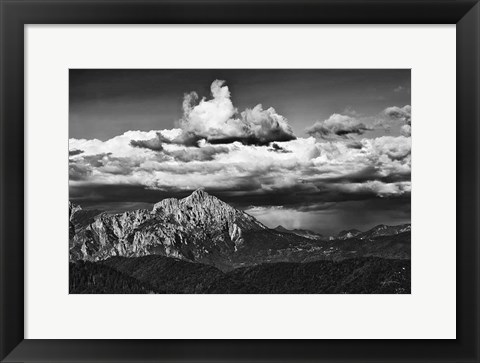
[69,189,410,272]
[273,225,326,240]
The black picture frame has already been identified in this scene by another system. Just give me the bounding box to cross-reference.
[1,1,479,362]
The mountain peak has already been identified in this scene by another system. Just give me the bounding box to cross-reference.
[184,189,226,207]
[153,189,223,213]
[71,188,270,266]
[188,188,210,200]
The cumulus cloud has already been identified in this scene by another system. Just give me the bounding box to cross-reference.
[384,105,411,125]
[69,162,91,181]
[400,124,411,137]
[368,135,411,161]
[305,114,372,139]
[268,143,291,153]
[383,105,411,136]
[238,104,296,144]
[331,180,411,197]
[70,130,177,157]
[70,128,411,211]
[131,80,296,149]
[130,135,164,151]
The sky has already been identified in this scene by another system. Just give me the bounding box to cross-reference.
[69,69,411,235]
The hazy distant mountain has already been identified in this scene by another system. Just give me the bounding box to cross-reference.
[337,229,363,240]
[359,224,411,240]
[69,190,411,271]
[336,224,411,241]
[274,225,325,240]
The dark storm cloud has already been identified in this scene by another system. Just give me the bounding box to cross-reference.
[187,183,409,211]
[317,166,411,184]
[69,154,115,180]
[206,133,296,147]
[130,132,169,151]
[306,114,372,139]
[171,133,296,147]
[268,143,292,153]
[69,163,92,181]
[70,178,409,212]
[244,192,411,235]
[69,149,84,156]
[129,131,232,161]
[129,131,287,149]
[346,140,364,149]
[314,197,410,234]
[69,152,140,180]
[69,184,177,210]
[163,145,230,162]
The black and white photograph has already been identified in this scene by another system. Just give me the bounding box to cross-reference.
[69,69,411,294]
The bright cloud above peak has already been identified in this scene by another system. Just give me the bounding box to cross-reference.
[132,79,296,149]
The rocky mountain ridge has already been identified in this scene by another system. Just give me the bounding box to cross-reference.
[70,190,308,270]
[275,223,410,242]
[69,190,411,271]
[337,224,411,241]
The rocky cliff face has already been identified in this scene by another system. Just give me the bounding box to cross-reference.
[69,202,81,241]
[69,190,275,270]
[69,201,82,220]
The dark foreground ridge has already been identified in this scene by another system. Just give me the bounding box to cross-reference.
[70,255,410,294]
